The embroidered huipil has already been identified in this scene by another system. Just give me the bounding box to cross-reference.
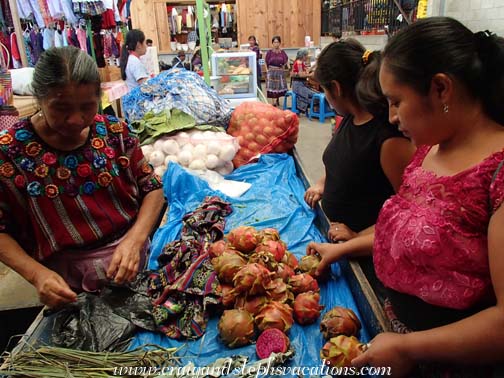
[374,146,504,310]
[0,115,162,261]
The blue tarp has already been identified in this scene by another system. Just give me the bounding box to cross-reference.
[130,153,370,370]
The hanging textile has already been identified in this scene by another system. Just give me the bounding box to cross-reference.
[37,0,54,26]
[42,27,54,50]
[9,33,21,68]
[54,27,63,47]
[26,0,45,28]
[60,0,77,24]
[29,28,42,64]
[47,0,64,19]
[22,30,34,66]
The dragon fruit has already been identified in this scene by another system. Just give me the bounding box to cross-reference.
[235,295,269,316]
[255,240,287,262]
[320,335,365,367]
[266,278,294,304]
[209,240,228,259]
[298,255,321,277]
[320,306,362,339]
[217,283,238,308]
[212,251,247,284]
[232,263,273,295]
[255,301,294,333]
[227,226,260,253]
[248,251,278,272]
[256,328,290,359]
[289,273,319,295]
[293,291,324,325]
[258,228,280,242]
[276,263,296,283]
[281,251,299,269]
[218,309,255,348]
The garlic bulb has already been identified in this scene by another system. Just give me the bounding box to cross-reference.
[178,149,193,167]
[149,150,165,167]
[162,139,180,155]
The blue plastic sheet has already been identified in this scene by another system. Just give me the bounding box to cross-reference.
[130,153,370,370]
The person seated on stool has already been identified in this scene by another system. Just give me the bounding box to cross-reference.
[0,46,165,308]
[291,48,318,114]
[172,51,187,70]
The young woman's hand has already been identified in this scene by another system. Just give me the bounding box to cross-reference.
[33,267,77,308]
[328,222,358,242]
[306,241,344,276]
[352,333,415,378]
[304,185,323,208]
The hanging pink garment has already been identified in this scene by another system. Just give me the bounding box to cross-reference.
[9,33,21,68]
[37,0,54,27]
[77,27,88,52]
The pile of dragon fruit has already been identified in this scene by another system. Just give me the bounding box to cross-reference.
[209,225,367,366]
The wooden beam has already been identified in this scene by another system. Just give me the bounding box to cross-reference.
[7,0,28,67]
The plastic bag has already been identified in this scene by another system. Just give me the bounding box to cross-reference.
[227,102,299,167]
[51,275,157,352]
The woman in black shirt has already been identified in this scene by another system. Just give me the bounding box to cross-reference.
[305,39,415,240]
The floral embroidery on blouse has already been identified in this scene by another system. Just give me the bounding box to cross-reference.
[0,116,161,198]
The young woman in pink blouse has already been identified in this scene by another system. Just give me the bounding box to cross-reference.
[308,17,504,376]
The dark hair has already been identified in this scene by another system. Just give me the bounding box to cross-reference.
[248,35,258,47]
[314,39,386,116]
[146,38,153,44]
[383,17,504,125]
[120,29,146,80]
[272,35,281,43]
[331,32,342,40]
[32,46,100,101]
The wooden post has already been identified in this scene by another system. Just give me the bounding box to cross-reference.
[7,0,28,67]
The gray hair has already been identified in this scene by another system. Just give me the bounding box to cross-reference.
[296,48,309,60]
[31,46,101,101]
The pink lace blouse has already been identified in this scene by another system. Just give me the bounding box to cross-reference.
[374,145,504,310]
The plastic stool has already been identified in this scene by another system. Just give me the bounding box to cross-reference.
[308,93,335,123]
[282,90,299,114]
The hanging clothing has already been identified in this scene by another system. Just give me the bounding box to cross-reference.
[42,27,55,50]
[54,29,63,47]
[47,0,64,18]
[60,0,77,24]
[29,29,43,64]
[37,0,54,27]
[76,27,87,52]
[10,33,21,68]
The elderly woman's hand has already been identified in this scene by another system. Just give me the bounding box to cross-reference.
[33,267,77,308]
[107,237,143,284]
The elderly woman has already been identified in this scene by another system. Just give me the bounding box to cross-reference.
[0,46,164,308]
[290,48,318,114]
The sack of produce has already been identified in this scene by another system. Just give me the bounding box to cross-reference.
[227,102,299,168]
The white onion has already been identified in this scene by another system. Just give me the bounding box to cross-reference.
[162,139,180,155]
[178,149,193,167]
[189,159,206,170]
[193,144,208,159]
[219,144,237,162]
[190,131,205,145]
[149,150,165,167]
[202,130,216,139]
[176,131,190,147]
[141,144,154,160]
[153,139,165,152]
[216,161,234,176]
[181,143,194,153]
[164,155,178,166]
[206,154,219,169]
[154,165,166,177]
[206,140,221,155]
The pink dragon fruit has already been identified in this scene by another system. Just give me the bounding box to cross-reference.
[212,251,247,284]
[276,263,296,283]
[320,335,365,367]
[235,295,269,316]
[281,251,299,269]
[209,240,229,259]
[320,306,362,339]
[298,255,321,277]
[258,228,280,242]
[289,273,320,295]
[232,263,273,295]
[255,301,294,333]
[255,240,287,262]
[266,278,294,304]
[217,283,239,308]
[227,226,260,253]
[218,309,255,348]
[293,291,324,325]
[256,328,290,359]
[248,251,278,272]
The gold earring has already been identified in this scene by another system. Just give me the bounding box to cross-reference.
[443,104,449,113]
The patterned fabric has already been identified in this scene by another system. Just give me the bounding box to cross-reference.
[0,115,162,261]
[291,80,317,113]
[147,196,232,339]
[374,145,504,310]
[121,68,232,128]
